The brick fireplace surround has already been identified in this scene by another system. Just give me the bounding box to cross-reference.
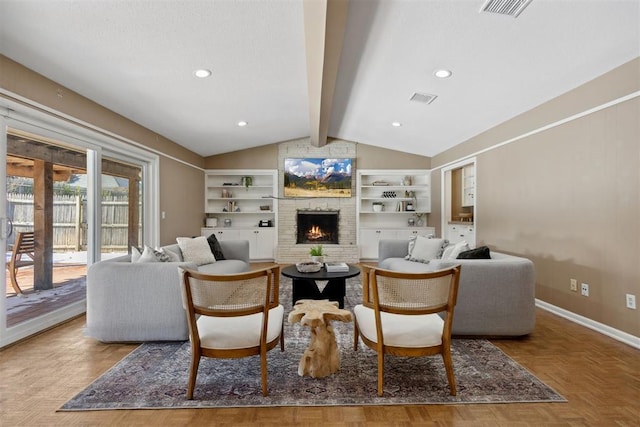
[276,139,359,264]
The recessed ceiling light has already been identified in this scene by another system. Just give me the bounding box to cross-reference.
[434,69,452,78]
[194,69,212,78]
[391,122,402,127]
[237,121,248,127]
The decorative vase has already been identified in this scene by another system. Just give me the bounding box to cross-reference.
[311,256,325,264]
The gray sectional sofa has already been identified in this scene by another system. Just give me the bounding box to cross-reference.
[377,239,536,336]
[86,240,250,342]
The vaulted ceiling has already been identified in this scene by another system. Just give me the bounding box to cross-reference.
[0,0,638,158]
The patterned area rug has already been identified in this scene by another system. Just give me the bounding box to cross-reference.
[61,277,565,410]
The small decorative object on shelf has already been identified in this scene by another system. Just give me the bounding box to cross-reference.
[372,201,384,212]
[241,176,253,188]
[382,191,397,198]
[223,201,239,212]
[296,261,323,273]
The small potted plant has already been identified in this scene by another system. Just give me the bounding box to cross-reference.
[309,244,325,264]
[372,201,384,212]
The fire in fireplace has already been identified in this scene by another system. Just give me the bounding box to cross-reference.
[297,210,339,244]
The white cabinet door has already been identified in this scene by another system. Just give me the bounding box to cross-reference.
[201,227,216,238]
[359,229,398,259]
[461,164,475,207]
[237,228,275,260]
[395,227,435,241]
[253,228,275,260]
[203,227,274,260]
[447,224,475,246]
[210,229,241,241]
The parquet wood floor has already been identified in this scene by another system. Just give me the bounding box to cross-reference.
[1,263,638,425]
[1,310,638,426]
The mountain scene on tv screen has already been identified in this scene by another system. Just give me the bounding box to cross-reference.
[284,158,352,198]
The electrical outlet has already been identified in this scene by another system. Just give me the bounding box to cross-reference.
[581,283,589,297]
[626,294,636,310]
[570,279,577,292]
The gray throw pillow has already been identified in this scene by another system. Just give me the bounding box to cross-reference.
[457,246,491,259]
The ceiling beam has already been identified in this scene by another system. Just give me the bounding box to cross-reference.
[303,0,349,147]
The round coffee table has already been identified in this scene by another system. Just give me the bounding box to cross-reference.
[281,264,360,309]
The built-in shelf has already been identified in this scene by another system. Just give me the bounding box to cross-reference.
[357,169,432,259]
[204,169,277,260]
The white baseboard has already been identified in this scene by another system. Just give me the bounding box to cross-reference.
[536,299,640,350]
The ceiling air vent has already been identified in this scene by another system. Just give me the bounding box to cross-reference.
[480,0,533,17]
[410,92,437,105]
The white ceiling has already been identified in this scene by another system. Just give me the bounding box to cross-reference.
[1,0,638,158]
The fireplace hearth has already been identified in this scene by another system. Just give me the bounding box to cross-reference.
[297,210,339,244]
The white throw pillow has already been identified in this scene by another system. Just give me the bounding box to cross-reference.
[441,241,470,260]
[130,246,142,263]
[160,247,181,262]
[176,236,216,266]
[406,234,439,256]
[406,236,448,263]
[137,245,160,263]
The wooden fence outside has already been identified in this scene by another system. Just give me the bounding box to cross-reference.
[7,193,138,252]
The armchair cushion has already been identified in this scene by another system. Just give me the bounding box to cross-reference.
[354,304,444,347]
[197,305,284,350]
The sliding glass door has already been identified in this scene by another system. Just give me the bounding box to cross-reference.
[0,105,158,348]
[99,156,143,261]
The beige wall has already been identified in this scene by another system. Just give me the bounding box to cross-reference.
[157,157,207,244]
[204,143,278,169]
[204,138,431,170]
[355,142,431,170]
[0,55,206,245]
[432,58,640,337]
[5,51,636,338]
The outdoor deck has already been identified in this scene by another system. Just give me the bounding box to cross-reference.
[5,263,87,327]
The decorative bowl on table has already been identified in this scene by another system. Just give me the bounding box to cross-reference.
[296,261,323,273]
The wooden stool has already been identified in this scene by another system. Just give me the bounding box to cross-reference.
[288,299,352,378]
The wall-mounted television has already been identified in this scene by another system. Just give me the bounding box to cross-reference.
[284,158,352,198]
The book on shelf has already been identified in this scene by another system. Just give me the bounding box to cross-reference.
[325,262,349,272]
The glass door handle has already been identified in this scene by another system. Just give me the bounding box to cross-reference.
[1,217,13,239]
